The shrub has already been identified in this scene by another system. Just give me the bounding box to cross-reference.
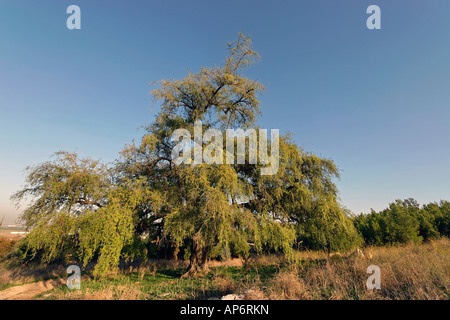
[0,237,16,259]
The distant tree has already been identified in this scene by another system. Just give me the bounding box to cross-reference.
[354,198,450,246]
[423,201,450,238]
[383,199,422,244]
[353,209,383,246]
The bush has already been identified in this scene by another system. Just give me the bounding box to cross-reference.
[0,237,16,259]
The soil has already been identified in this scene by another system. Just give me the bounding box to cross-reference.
[0,278,65,300]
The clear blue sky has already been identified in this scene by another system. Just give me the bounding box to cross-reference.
[1,0,449,224]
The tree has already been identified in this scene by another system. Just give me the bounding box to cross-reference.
[423,201,450,238]
[118,34,359,275]
[353,198,450,246]
[13,34,361,277]
[11,151,147,276]
[117,34,296,276]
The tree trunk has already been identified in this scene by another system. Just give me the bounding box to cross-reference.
[182,238,209,278]
[173,244,180,261]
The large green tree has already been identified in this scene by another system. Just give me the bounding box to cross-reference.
[117,34,296,276]
[115,33,360,274]
[13,34,360,277]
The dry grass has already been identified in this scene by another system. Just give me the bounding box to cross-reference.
[261,238,450,300]
[244,287,267,300]
[212,273,237,292]
[1,238,448,300]
[367,239,449,299]
[243,254,286,268]
[208,258,244,268]
[49,283,144,300]
[267,266,309,300]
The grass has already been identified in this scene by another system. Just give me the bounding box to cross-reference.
[1,238,449,300]
[36,264,278,300]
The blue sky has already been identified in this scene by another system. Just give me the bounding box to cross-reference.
[1,0,449,224]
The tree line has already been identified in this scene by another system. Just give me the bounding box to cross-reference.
[353,198,449,246]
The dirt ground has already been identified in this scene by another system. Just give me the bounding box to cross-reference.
[0,278,66,300]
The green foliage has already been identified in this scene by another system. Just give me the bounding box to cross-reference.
[241,134,361,252]
[297,203,363,252]
[11,152,149,276]
[354,198,449,246]
[423,201,450,238]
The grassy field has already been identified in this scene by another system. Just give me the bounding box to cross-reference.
[0,238,449,300]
